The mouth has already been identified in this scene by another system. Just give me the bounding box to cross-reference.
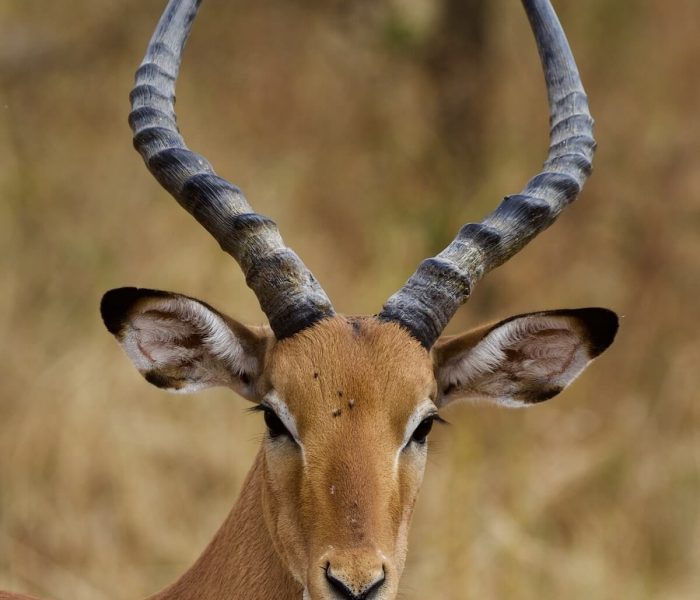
[303,565,394,600]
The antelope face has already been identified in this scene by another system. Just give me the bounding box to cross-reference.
[260,317,435,599]
[103,288,617,600]
[107,0,619,597]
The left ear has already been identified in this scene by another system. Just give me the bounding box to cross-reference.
[432,308,618,408]
[100,287,272,399]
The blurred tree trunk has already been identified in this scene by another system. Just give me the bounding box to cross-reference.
[424,0,489,173]
[415,0,495,315]
[407,0,490,264]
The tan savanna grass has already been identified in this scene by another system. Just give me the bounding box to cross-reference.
[1,0,698,598]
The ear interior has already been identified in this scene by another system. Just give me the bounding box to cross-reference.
[100,287,268,398]
[433,308,618,408]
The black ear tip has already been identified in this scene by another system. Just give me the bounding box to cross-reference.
[576,307,619,356]
[100,287,139,334]
[101,287,173,334]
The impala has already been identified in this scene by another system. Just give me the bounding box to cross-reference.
[1,0,618,599]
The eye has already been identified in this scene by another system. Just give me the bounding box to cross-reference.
[411,416,436,445]
[263,407,291,439]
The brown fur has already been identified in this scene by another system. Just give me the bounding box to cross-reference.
[141,316,434,600]
[2,308,614,599]
[258,317,435,598]
[149,449,302,600]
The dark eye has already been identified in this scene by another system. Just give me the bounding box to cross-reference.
[263,407,291,439]
[411,416,435,445]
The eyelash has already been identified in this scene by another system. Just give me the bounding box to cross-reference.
[250,405,445,446]
[265,408,291,439]
[249,405,293,440]
[409,414,446,446]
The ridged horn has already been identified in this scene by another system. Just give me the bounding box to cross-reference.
[379,0,596,349]
[129,0,335,340]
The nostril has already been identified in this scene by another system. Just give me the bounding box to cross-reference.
[325,567,355,599]
[363,568,386,599]
[324,563,386,600]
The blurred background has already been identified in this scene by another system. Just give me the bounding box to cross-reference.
[1,0,698,598]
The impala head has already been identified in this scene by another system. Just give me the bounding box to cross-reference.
[103,1,618,599]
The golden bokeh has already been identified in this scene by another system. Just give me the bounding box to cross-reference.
[1,0,698,598]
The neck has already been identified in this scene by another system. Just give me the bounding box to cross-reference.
[149,449,302,600]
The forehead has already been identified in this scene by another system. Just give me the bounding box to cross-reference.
[266,317,434,429]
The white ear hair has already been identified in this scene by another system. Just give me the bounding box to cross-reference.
[102,288,266,398]
[435,309,618,408]
[125,297,254,372]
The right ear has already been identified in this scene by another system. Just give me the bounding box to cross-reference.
[432,308,618,408]
[100,287,272,401]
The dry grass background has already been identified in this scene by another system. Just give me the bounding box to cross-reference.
[1,0,698,598]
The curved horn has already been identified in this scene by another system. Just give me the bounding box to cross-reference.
[129,0,335,340]
[379,0,595,349]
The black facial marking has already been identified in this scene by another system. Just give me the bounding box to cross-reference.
[576,308,619,356]
[100,287,171,335]
[337,389,343,397]
[144,370,174,389]
[332,408,342,418]
[527,386,563,404]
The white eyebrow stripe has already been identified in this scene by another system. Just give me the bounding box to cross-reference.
[262,390,307,462]
[393,399,439,476]
[401,399,439,447]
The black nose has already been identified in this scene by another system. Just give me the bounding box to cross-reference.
[325,563,386,600]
